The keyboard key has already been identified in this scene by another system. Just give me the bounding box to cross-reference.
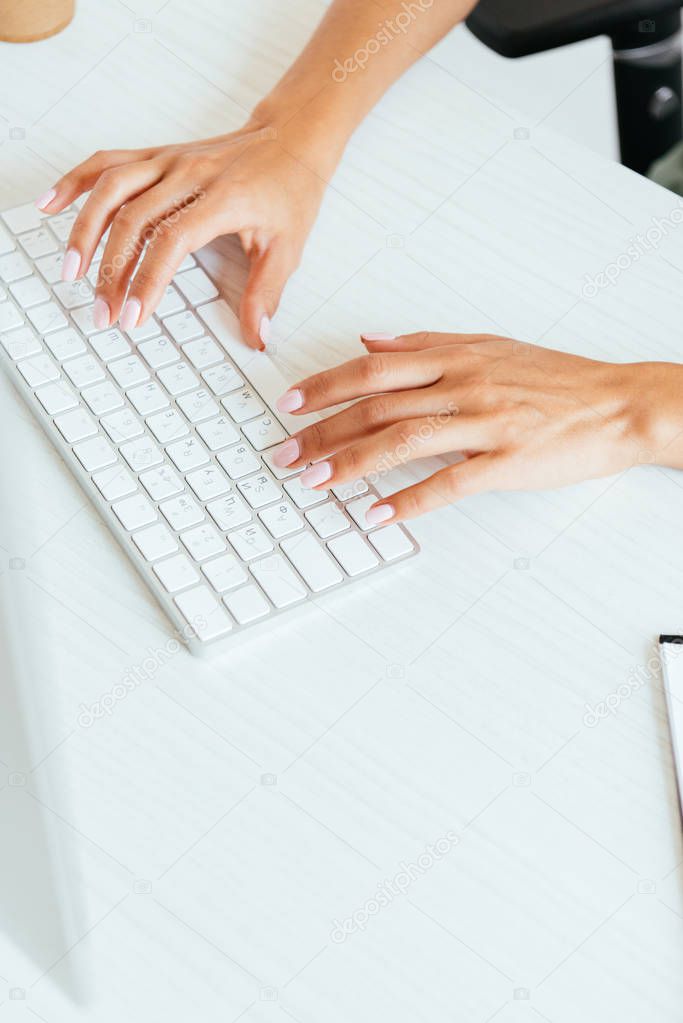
[174,267,219,305]
[166,435,209,472]
[93,463,136,502]
[157,361,198,396]
[10,275,49,308]
[35,252,64,284]
[196,415,240,451]
[53,279,93,309]
[250,555,306,609]
[120,436,163,472]
[54,407,97,443]
[155,284,185,318]
[101,408,144,443]
[345,495,380,531]
[0,251,31,283]
[44,327,86,361]
[19,354,59,387]
[224,584,270,625]
[238,472,282,509]
[74,436,117,472]
[327,532,378,576]
[283,475,328,509]
[202,553,248,593]
[81,380,124,415]
[48,210,78,243]
[28,301,68,334]
[207,493,251,531]
[182,336,222,370]
[222,386,264,423]
[35,381,78,415]
[18,226,57,259]
[140,464,183,501]
[126,318,161,344]
[306,502,349,539]
[259,501,303,539]
[0,302,24,332]
[0,223,15,255]
[368,524,415,561]
[154,554,200,593]
[161,494,204,531]
[186,464,231,501]
[178,253,196,271]
[2,203,42,234]
[146,408,188,444]
[202,362,243,396]
[108,355,149,388]
[163,309,203,344]
[63,354,105,388]
[112,492,156,530]
[127,381,169,416]
[133,523,178,562]
[175,586,232,641]
[241,415,286,451]
[176,387,219,423]
[280,533,343,592]
[71,304,100,336]
[217,443,260,479]
[138,334,178,370]
[180,523,226,562]
[89,328,130,362]
[227,523,273,561]
[1,325,40,360]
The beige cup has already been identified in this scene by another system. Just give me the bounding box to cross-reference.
[0,0,74,42]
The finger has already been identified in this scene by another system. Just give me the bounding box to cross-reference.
[295,415,496,490]
[63,160,164,283]
[273,389,460,468]
[112,193,237,331]
[36,148,155,215]
[96,178,203,324]
[364,454,505,524]
[276,351,444,415]
[360,330,501,352]
[239,240,297,351]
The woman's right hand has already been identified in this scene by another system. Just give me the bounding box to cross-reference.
[36,116,331,349]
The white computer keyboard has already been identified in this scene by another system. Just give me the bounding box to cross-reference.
[0,199,418,653]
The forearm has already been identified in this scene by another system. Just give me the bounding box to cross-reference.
[252,0,476,173]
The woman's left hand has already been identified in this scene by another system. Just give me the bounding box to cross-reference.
[272,330,670,524]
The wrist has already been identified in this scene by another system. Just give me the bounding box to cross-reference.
[624,361,683,468]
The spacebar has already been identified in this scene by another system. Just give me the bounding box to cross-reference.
[196,299,320,433]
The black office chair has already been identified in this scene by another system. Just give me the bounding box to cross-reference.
[467,1,683,177]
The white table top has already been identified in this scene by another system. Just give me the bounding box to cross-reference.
[1,2,683,1020]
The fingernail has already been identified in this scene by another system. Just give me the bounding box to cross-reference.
[361,332,396,342]
[61,248,81,282]
[366,503,395,525]
[300,461,332,489]
[35,187,57,211]
[272,438,300,468]
[259,314,271,345]
[276,388,304,413]
[120,297,141,332]
[93,297,110,330]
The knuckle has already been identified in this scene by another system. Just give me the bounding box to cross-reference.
[361,395,392,427]
[132,264,159,291]
[174,151,213,176]
[299,421,326,458]
[111,205,138,233]
[360,353,390,383]
[339,444,363,478]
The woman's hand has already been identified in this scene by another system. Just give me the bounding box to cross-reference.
[35,119,329,349]
[272,331,677,524]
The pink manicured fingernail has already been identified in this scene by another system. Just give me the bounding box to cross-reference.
[120,297,141,332]
[93,297,110,330]
[361,332,396,342]
[366,503,394,525]
[61,248,81,282]
[259,314,271,345]
[272,438,300,468]
[35,188,57,211]
[276,388,304,413]
[300,461,332,488]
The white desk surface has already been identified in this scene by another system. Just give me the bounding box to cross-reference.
[1,2,683,1020]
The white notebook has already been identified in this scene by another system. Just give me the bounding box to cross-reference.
[660,636,683,816]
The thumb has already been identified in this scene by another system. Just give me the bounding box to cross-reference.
[239,241,296,351]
